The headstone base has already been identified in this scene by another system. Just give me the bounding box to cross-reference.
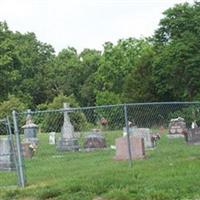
[57,138,79,151]
[22,142,34,158]
[167,134,184,139]
[0,162,15,171]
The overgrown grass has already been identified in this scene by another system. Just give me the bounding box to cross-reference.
[1,131,200,200]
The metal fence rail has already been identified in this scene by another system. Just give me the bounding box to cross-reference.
[7,102,200,187]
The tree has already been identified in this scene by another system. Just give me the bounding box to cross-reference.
[48,47,82,99]
[123,44,157,102]
[95,91,123,129]
[96,91,121,106]
[12,32,55,107]
[0,22,21,101]
[95,38,152,98]
[37,94,87,132]
[80,74,97,107]
[0,95,27,118]
[79,49,101,106]
[153,2,200,101]
[0,21,55,107]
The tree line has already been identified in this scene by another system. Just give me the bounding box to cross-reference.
[1,2,200,117]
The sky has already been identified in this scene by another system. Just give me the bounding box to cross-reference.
[0,0,194,53]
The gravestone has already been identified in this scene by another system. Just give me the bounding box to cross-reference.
[186,127,200,144]
[57,103,79,151]
[0,138,15,171]
[115,136,145,160]
[22,110,39,145]
[84,129,106,150]
[191,121,198,129]
[49,132,56,145]
[168,117,186,138]
[123,127,153,148]
[123,126,137,137]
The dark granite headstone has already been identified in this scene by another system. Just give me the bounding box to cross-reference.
[84,129,106,150]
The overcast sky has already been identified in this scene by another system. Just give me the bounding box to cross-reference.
[0,0,194,53]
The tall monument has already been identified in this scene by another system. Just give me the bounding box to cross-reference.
[57,103,79,151]
[22,110,38,144]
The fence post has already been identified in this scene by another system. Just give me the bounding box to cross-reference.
[124,104,133,167]
[12,110,26,187]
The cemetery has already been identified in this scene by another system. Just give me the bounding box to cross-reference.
[1,103,200,200]
[1,127,200,200]
[0,1,200,199]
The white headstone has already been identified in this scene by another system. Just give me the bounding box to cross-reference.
[123,127,153,148]
[191,121,198,129]
[134,128,153,148]
[49,132,56,144]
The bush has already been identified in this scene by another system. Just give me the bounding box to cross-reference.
[168,105,200,127]
[36,94,87,132]
[0,95,26,118]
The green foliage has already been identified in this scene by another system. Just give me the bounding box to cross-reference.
[13,32,55,107]
[79,49,101,106]
[47,47,81,99]
[123,43,157,103]
[96,91,121,106]
[0,95,26,118]
[48,93,79,109]
[96,91,123,129]
[153,2,200,101]
[1,1,200,112]
[37,94,87,132]
[0,21,55,107]
[169,105,200,126]
[0,22,20,102]
[80,74,97,107]
[95,38,150,95]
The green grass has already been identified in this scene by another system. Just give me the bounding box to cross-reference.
[1,131,200,200]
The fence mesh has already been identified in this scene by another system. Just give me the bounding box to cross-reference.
[2,102,200,187]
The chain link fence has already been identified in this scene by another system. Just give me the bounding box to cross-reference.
[1,102,200,187]
[16,104,125,187]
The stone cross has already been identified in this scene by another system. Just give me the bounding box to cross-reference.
[62,103,74,139]
[26,109,33,125]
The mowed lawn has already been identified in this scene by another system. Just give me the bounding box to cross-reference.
[1,130,200,200]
